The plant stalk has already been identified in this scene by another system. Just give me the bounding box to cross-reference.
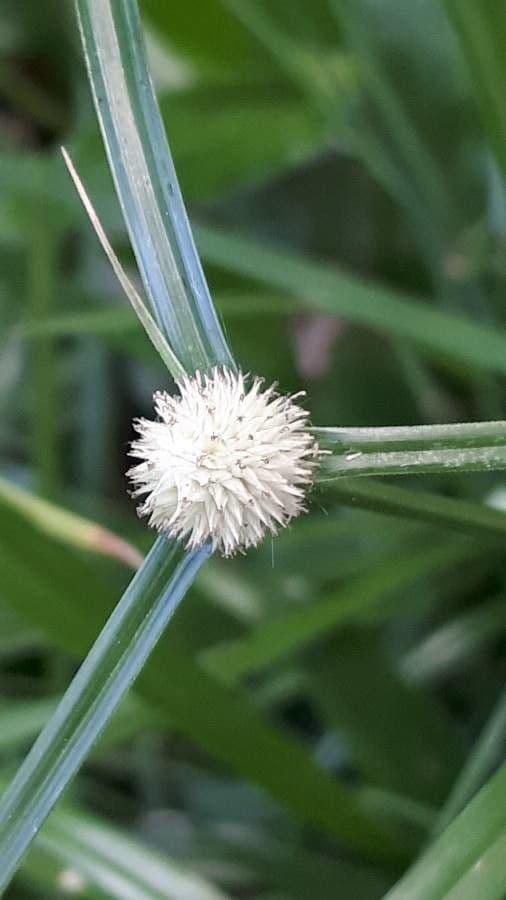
[0,537,210,891]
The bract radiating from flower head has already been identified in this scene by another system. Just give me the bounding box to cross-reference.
[128,368,319,556]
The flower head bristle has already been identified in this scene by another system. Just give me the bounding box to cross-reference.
[128,367,319,556]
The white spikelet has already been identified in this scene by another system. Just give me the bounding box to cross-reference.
[128,368,320,557]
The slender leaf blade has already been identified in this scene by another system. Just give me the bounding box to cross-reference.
[384,765,506,900]
[0,535,210,891]
[444,0,506,179]
[76,0,234,371]
[196,225,506,377]
[319,476,506,542]
[0,501,403,865]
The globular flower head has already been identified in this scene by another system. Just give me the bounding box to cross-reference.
[128,368,319,556]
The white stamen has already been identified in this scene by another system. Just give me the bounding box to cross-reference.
[128,368,320,556]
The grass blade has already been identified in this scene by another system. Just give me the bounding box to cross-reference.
[319,476,506,542]
[0,536,210,891]
[0,476,142,570]
[75,0,234,372]
[384,765,506,899]
[0,0,232,888]
[444,1,506,180]
[19,290,295,340]
[442,832,506,900]
[22,804,231,900]
[196,225,506,377]
[202,540,472,683]
[435,686,506,834]
[401,593,506,685]
[334,0,452,254]
[0,500,405,866]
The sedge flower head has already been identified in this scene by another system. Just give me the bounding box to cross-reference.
[128,367,319,556]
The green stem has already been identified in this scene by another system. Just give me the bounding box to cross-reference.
[315,421,506,451]
[384,765,506,900]
[0,537,210,892]
[0,0,231,890]
[435,686,506,835]
[315,420,506,478]
[75,0,234,373]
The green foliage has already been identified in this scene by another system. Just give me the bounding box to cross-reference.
[1,0,506,897]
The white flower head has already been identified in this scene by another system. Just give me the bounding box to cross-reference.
[128,367,319,556]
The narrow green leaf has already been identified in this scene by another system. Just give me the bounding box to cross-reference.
[202,540,471,683]
[139,641,401,864]
[0,476,142,570]
[321,450,505,479]
[141,0,267,73]
[384,765,506,900]
[219,0,337,113]
[401,593,506,685]
[24,804,231,900]
[19,292,295,340]
[444,0,506,179]
[334,0,453,251]
[0,501,403,866]
[436,686,506,834]
[0,0,235,889]
[226,834,389,900]
[196,225,506,377]
[442,831,506,900]
[0,535,210,892]
[319,476,506,542]
[75,0,234,372]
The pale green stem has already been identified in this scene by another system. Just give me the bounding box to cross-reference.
[75,0,234,373]
[0,538,211,891]
[315,420,506,478]
[435,686,506,834]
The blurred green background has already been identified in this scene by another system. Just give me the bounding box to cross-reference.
[1,1,506,897]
